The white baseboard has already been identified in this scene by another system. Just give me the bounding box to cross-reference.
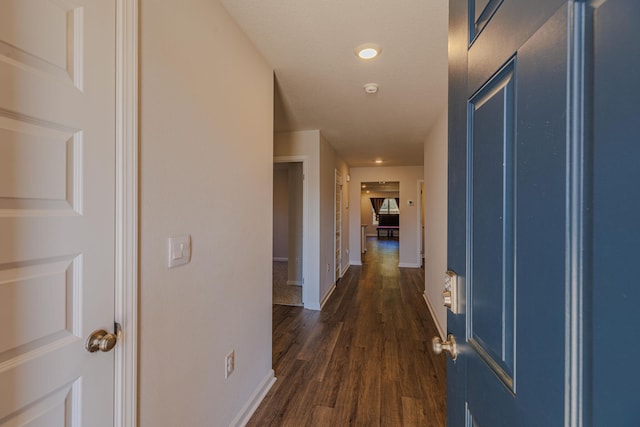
[305,301,321,311]
[350,259,362,266]
[272,257,288,262]
[230,370,276,427]
[398,262,420,268]
[286,280,303,286]
[423,292,446,340]
[320,283,337,310]
[341,263,350,277]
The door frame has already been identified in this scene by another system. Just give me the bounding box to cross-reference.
[273,156,309,306]
[334,169,342,284]
[114,1,138,426]
[417,179,425,268]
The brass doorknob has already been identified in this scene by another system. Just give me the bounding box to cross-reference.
[86,328,119,353]
[432,334,458,361]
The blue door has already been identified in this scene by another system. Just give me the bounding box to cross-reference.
[592,0,640,424]
[446,0,639,425]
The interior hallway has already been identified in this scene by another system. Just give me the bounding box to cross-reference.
[249,238,446,426]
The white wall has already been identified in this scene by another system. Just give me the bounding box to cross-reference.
[139,1,274,426]
[423,108,448,338]
[273,165,288,260]
[349,166,424,267]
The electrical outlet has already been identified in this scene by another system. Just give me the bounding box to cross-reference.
[225,350,235,379]
[326,264,330,272]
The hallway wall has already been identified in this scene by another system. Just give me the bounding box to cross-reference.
[139,1,274,425]
[423,108,448,337]
[320,133,350,304]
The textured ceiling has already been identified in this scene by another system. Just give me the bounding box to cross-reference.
[220,0,449,167]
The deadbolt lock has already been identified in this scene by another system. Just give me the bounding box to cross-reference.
[443,270,459,313]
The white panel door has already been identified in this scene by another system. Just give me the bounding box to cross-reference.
[0,1,116,426]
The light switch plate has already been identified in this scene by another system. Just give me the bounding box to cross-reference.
[168,235,191,268]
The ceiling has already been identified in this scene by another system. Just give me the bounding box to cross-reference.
[219,0,449,168]
[361,181,399,194]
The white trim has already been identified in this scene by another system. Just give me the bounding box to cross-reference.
[305,302,321,311]
[229,370,276,427]
[351,260,362,266]
[417,179,425,267]
[274,156,309,307]
[272,257,288,262]
[341,263,350,277]
[334,169,343,284]
[398,262,421,268]
[114,1,138,426]
[320,283,337,310]
[423,293,446,340]
[286,280,303,286]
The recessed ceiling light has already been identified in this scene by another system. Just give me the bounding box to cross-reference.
[361,184,367,188]
[375,159,383,164]
[364,83,379,94]
[356,44,381,60]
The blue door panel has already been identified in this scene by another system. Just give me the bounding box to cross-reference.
[470,89,507,358]
[468,61,516,381]
[469,0,503,45]
[513,7,569,419]
[467,356,518,427]
[592,0,640,424]
[467,0,566,97]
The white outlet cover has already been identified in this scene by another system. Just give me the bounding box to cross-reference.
[168,235,191,268]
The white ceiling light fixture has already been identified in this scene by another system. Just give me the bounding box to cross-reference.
[356,43,381,60]
[375,159,383,164]
[364,83,379,94]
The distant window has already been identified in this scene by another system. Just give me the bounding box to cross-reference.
[380,198,399,214]
[372,198,399,225]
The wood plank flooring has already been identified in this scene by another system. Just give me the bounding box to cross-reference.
[249,238,446,426]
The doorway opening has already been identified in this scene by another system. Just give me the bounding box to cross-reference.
[360,181,400,259]
[272,161,304,306]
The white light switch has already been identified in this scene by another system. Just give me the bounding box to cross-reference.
[168,235,191,268]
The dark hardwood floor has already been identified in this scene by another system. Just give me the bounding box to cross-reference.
[249,237,446,426]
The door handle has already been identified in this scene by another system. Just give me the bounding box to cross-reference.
[85,323,121,353]
[432,334,458,361]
